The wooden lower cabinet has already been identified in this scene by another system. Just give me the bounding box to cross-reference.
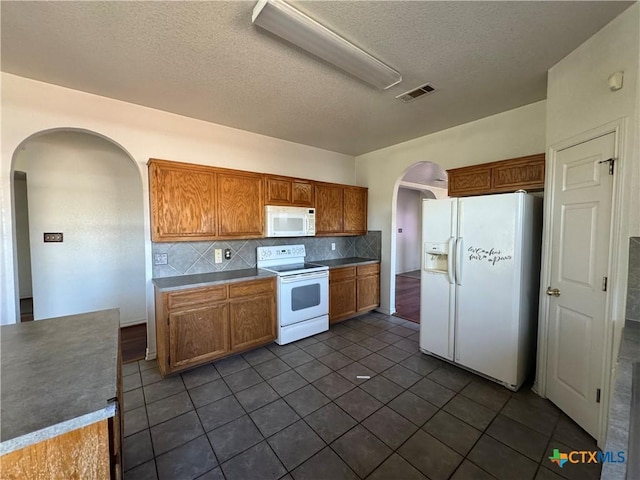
[329,277,357,324]
[156,277,276,375]
[329,263,380,323]
[169,303,229,371]
[229,295,276,351]
[357,264,380,312]
[1,420,112,480]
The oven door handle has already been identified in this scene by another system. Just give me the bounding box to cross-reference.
[280,271,329,283]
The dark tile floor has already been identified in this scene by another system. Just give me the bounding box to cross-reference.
[122,312,602,480]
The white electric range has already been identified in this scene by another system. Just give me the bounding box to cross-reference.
[257,245,329,345]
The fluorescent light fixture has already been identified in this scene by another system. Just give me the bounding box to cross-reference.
[252,0,402,90]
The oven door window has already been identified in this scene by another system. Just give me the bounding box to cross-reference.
[291,283,321,311]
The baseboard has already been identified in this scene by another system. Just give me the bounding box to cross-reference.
[145,348,156,361]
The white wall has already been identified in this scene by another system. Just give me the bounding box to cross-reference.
[547,3,639,236]
[356,101,547,313]
[13,174,32,298]
[14,132,147,324]
[1,74,355,361]
[395,188,423,274]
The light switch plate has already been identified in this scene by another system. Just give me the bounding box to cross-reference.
[214,249,223,264]
[331,243,336,251]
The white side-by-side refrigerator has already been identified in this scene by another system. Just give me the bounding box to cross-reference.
[419,192,542,390]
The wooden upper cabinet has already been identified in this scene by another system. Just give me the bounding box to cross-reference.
[343,187,367,235]
[491,154,545,192]
[149,160,216,241]
[149,158,367,241]
[447,164,492,197]
[265,175,314,207]
[315,184,344,234]
[316,183,368,236]
[217,172,264,238]
[447,154,545,197]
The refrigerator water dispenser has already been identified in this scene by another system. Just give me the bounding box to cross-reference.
[423,242,449,273]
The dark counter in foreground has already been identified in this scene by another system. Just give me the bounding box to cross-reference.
[0,309,120,455]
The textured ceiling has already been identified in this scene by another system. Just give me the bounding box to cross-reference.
[1,1,633,156]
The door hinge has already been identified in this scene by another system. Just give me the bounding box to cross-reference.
[598,157,616,175]
[602,277,608,292]
[596,388,601,403]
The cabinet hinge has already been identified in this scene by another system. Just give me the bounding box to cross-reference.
[602,277,608,292]
[596,388,601,403]
[598,158,616,175]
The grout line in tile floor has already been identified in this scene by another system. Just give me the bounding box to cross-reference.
[122,312,602,480]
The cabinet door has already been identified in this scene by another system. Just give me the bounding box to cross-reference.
[329,267,357,323]
[149,161,216,241]
[169,303,229,370]
[265,177,292,205]
[491,154,545,192]
[292,180,314,206]
[447,165,492,197]
[315,184,343,234]
[330,279,357,323]
[229,295,276,351]
[357,274,380,312]
[217,172,264,237]
[343,187,367,234]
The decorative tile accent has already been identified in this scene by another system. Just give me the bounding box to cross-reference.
[152,231,382,277]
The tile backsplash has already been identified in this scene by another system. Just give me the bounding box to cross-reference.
[152,231,382,278]
[627,237,640,322]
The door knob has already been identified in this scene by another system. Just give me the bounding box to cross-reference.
[546,287,561,297]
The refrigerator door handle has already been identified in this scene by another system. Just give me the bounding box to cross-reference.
[456,237,463,285]
[447,237,455,285]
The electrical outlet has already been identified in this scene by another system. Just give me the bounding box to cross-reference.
[154,253,168,265]
[331,243,336,251]
[224,248,232,260]
[214,249,223,264]
[44,232,63,242]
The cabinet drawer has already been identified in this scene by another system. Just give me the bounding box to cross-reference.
[167,285,227,310]
[330,267,356,282]
[357,263,379,276]
[229,278,275,299]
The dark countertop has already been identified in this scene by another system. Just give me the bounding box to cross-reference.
[0,309,120,455]
[601,320,640,480]
[311,257,379,268]
[153,268,276,292]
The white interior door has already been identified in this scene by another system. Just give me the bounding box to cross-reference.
[546,132,615,438]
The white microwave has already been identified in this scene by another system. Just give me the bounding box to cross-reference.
[265,206,316,237]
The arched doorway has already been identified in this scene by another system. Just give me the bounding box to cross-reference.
[391,161,448,323]
[11,129,146,331]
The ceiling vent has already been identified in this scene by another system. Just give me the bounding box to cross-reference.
[396,83,436,103]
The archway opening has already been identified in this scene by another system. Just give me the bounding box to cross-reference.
[391,161,448,324]
[10,129,147,336]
